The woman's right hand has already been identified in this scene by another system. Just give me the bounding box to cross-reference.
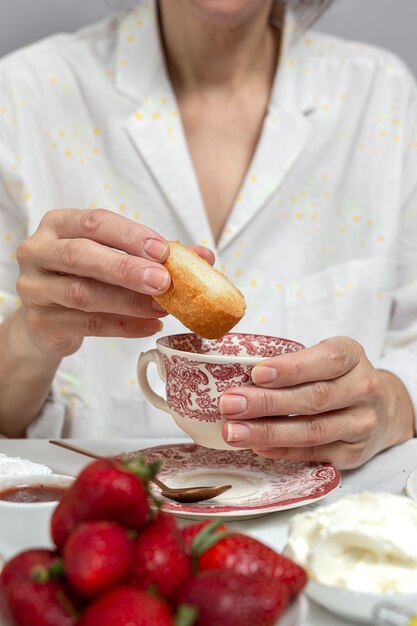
[16,208,175,360]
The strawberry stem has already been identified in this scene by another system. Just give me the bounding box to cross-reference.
[31,559,64,583]
[147,583,160,597]
[122,454,161,485]
[191,520,229,557]
[31,566,49,583]
[175,604,198,626]
[55,589,80,620]
[127,529,139,541]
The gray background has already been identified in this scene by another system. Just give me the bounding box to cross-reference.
[0,0,416,77]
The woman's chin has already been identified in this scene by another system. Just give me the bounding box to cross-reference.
[183,0,273,27]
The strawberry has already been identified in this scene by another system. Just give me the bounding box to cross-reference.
[180,520,227,556]
[0,549,59,590]
[196,531,307,597]
[0,585,12,625]
[77,586,175,626]
[63,521,134,597]
[175,569,289,626]
[51,455,157,548]
[6,580,78,626]
[133,511,192,598]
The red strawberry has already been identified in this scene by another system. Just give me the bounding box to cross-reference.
[78,586,174,626]
[175,569,289,626]
[180,520,227,556]
[63,521,134,596]
[133,512,191,598]
[196,532,307,597]
[6,580,78,626]
[0,549,59,590]
[51,455,156,548]
[0,585,12,625]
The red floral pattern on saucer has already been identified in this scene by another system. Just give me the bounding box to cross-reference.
[138,444,341,520]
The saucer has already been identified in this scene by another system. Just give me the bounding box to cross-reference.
[139,443,341,520]
[405,466,417,502]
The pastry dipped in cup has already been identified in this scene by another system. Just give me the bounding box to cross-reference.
[154,241,246,339]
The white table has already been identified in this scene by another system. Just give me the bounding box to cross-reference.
[1,437,417,626]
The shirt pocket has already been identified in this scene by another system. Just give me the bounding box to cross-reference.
[284,257,395,360]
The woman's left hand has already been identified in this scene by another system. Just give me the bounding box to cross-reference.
[219,336,415,469]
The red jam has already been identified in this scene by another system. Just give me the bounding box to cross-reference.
[0,484,68,503]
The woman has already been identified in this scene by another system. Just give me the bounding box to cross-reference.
[0,0,415,468]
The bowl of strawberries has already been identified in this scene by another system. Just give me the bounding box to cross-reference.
[0,454,308,626]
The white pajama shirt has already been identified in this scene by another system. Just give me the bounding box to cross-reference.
[0,1,416,438]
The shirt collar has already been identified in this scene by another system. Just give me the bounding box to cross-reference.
[114,1,169,104]
[114,0,307,109]
[115,1,315,251]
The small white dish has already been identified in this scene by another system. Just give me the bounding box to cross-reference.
[136,443,341,521]
[405,467,417,502]
[306,580,417,624]
[0,473,74,562]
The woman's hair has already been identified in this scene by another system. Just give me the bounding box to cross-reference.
[288,0,332,29]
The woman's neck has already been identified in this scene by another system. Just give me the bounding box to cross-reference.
[158,1,282,96]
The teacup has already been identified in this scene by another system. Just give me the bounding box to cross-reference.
[0,473,74,562]
[137,332,304,450]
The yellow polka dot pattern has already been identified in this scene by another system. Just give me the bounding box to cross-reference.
[0,0,415,437]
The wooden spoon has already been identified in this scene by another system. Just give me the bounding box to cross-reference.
[49,440,232,504]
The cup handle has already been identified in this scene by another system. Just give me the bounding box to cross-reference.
[137,349,170,414]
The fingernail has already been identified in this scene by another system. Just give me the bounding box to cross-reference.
[219,395,248,415]
[143,268,170,291]
[252,366,276,384]
[152,299,167,313]
[143,238,169,261]
[226,422,251,443]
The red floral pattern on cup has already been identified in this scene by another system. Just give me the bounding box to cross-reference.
[158,333,303,423]
[162,355,253,423]
[158,333,304,357]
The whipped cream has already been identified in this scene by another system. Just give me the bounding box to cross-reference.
[285,492,417,593]
[0,454,51,478]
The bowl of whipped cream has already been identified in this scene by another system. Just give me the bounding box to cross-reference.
[284,491,417,624]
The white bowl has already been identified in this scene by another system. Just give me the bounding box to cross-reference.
[306,579,417,624]
[405,466,417,502]
[279,594,308,626]
[0,473,74,562]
